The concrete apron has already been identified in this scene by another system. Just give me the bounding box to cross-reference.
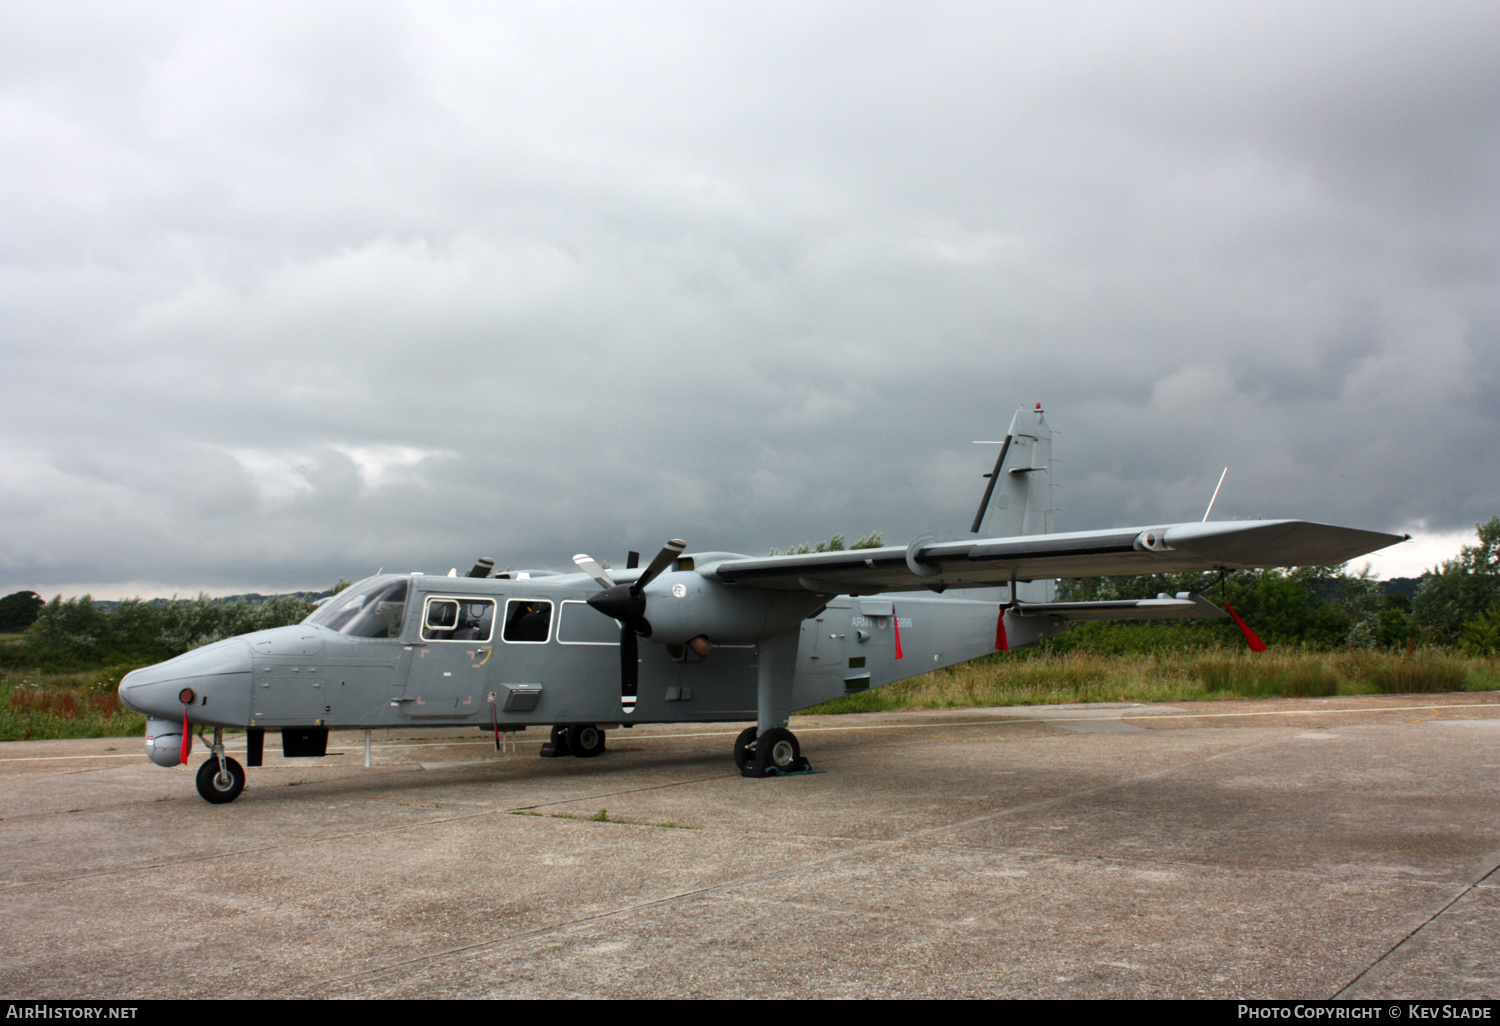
[0,692,1495,999]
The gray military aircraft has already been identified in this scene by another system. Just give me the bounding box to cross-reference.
[118,405,1406,803]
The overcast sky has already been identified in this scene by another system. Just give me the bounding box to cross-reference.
[2,0,1496,598]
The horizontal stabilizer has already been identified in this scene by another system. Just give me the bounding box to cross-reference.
[1012,592,1229,622]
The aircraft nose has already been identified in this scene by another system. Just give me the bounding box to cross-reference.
[118,639,253,720]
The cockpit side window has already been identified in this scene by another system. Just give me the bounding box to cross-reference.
[422,597,495,642]
[306,577,409,639]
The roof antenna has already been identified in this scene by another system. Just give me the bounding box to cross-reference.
[1202,468,1228,522]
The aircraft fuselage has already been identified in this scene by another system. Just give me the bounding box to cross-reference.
[119,568,1051,745]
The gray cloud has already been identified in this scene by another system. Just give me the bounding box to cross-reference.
[2,0,1496,596]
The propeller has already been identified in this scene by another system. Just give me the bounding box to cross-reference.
[575,539,686,706]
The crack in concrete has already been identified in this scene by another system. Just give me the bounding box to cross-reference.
[1331,851,1500,999]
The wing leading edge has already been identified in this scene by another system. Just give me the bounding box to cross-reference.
[707,519,1407,595]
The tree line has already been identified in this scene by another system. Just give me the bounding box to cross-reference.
[0,593,322,670]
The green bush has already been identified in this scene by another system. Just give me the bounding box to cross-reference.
[1413,517,1500,644]
[1459,607,1500,656]
[1039,619,1231,656]
[10,593,318,670]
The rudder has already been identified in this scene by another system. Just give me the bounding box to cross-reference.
[970,404,1054,538]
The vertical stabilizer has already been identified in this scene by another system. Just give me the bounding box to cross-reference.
[971,404,1054,538]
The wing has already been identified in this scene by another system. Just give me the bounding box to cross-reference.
[707,520,1407,594]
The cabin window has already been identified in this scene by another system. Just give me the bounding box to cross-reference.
[502,599,553,643]
[422,597,495,642]
[556,600,620,645]
[307,576,409,639]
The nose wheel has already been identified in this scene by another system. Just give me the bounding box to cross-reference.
[195,755,245,803]
[192,726,246,803]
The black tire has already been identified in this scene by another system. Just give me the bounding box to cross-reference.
[756,727,800,773]
[195,756,245,804]
[540,725,572,757]
[567,724,606,758]
[732,726,758,772]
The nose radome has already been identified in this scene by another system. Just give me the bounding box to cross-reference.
[118,639,253,719]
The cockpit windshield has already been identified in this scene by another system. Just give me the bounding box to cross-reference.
[305,575,409,638]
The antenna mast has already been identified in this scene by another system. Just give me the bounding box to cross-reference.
[1202,468,1228,522]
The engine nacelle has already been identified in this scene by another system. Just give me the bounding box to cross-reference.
[642,571,820,646]
[145,717,189,768]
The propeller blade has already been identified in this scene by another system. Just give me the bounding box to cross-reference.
[632,539,686,594]
[572,553,615,589]
[620,624,639,704]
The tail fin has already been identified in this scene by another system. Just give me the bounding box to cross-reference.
[970,404,1054,537]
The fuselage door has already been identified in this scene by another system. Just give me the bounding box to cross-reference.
[403,594,499,720]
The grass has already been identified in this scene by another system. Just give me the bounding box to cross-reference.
[1195,655,1338,698]
[1354,651,1472,694]
[804,647,1500,714]
[0,665,147,741]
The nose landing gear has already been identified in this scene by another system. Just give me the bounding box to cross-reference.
[194,727,246,804]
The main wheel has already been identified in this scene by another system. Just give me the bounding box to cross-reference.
[540,725,571,758]
[195,756,245,804]
[567,724,606,758]
[756,727,800,773]
[732,726,758,772]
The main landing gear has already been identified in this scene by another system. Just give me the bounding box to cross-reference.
[540,724,607,759]
[195,727,246,804]
[733,726,811,778]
